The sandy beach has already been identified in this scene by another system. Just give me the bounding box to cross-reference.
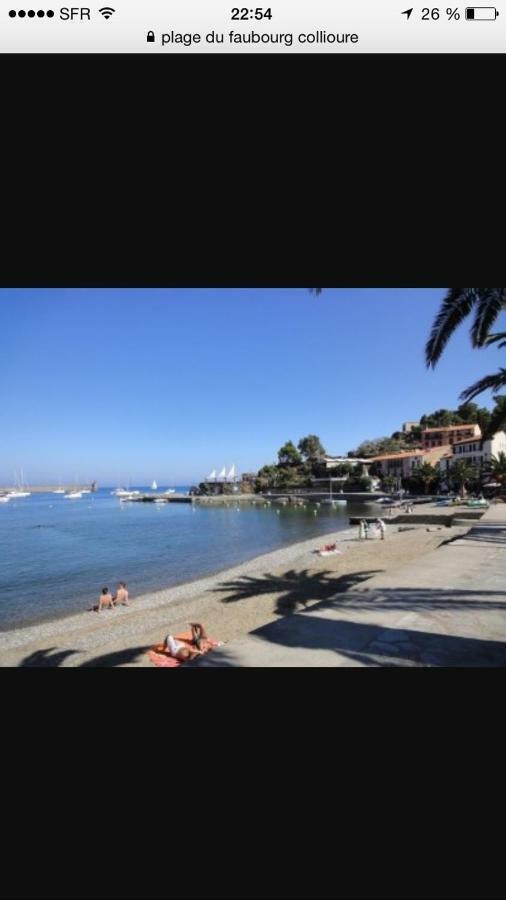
[0,519,469,666]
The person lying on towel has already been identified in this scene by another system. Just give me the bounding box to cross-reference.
[164,622,209,660]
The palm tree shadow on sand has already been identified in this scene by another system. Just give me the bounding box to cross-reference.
[212,568,383,615]
[191,567,506,666]
[18,645,150,668]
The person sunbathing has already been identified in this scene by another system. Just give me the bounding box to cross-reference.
[163,623,210,659]
[188,622,210,650]
[164,634,200,660]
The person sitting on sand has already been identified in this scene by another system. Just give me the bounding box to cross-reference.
[188,622,210,651]
[98,587,114,612]
[113,581,129,606]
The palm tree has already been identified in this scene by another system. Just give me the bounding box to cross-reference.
[425,289,506,423]
[450,460,477,498]
[483,451,506,487]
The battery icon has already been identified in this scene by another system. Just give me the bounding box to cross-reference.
[465,7,500,18]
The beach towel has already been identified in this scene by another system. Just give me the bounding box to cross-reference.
[148,631,220,668]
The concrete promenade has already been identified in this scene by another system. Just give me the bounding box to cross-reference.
[195,504,506,666]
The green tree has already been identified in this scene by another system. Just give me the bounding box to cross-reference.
[277,441,302,467]
[483,450,506,487]
[255,464,279,492]
[419,408,461,428]
[480,396,506,442]
[297,434,326,462]
[450,460,478,497]
[425,288,506,432]
[381,473,397,493]
[410,463,440,495]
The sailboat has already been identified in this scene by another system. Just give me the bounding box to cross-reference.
[321,478,342,505]
[8,469,31,499]
[151,480,158,490]
[53,480,65,494]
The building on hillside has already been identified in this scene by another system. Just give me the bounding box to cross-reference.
[370,445,451,480]
[437,431,506,481]
[369,449,426,479]
[402,421,420,433]
[421,423,481,450]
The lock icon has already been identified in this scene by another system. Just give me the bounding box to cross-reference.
[146,31,155,43]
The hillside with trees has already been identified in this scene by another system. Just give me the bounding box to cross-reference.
[348,402,493,459]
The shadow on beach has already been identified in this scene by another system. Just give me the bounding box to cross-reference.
[192,567,506,667]
[212,568,383,614]
[18,644,150,668]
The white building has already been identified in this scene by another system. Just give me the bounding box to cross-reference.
[438,431,506,479]
[324,456,370,470]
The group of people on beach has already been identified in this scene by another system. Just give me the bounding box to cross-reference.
[358,518,386,541]
[97,582,129,612]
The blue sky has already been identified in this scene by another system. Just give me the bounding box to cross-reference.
[0,288,504,486]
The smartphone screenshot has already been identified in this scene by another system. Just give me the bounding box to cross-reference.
[0,0,504,52]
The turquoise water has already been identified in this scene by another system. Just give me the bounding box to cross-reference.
[0,488,371,630]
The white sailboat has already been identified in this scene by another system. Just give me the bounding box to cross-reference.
[64,491,83,499]
[151,480,158,490]
[8,469,31,498]
[0,495,11,503]
[53,482,65,494]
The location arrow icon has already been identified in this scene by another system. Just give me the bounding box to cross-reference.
[401,8,413,17]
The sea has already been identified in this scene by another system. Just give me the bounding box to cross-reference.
[0,488,374,630]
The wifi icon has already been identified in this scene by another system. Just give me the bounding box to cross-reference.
[99,6,115,18]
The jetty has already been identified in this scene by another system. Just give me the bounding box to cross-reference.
[127,493,192,503]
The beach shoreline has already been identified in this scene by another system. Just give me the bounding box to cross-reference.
[0,519,468,666]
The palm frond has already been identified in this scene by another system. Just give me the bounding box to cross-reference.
[425,288,478,368]
[471,288,506,346]
[481,331,506,350]
[459,368,506,403]
[480,395,506,440]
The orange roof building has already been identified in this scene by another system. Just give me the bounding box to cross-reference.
[421,423,481,450]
